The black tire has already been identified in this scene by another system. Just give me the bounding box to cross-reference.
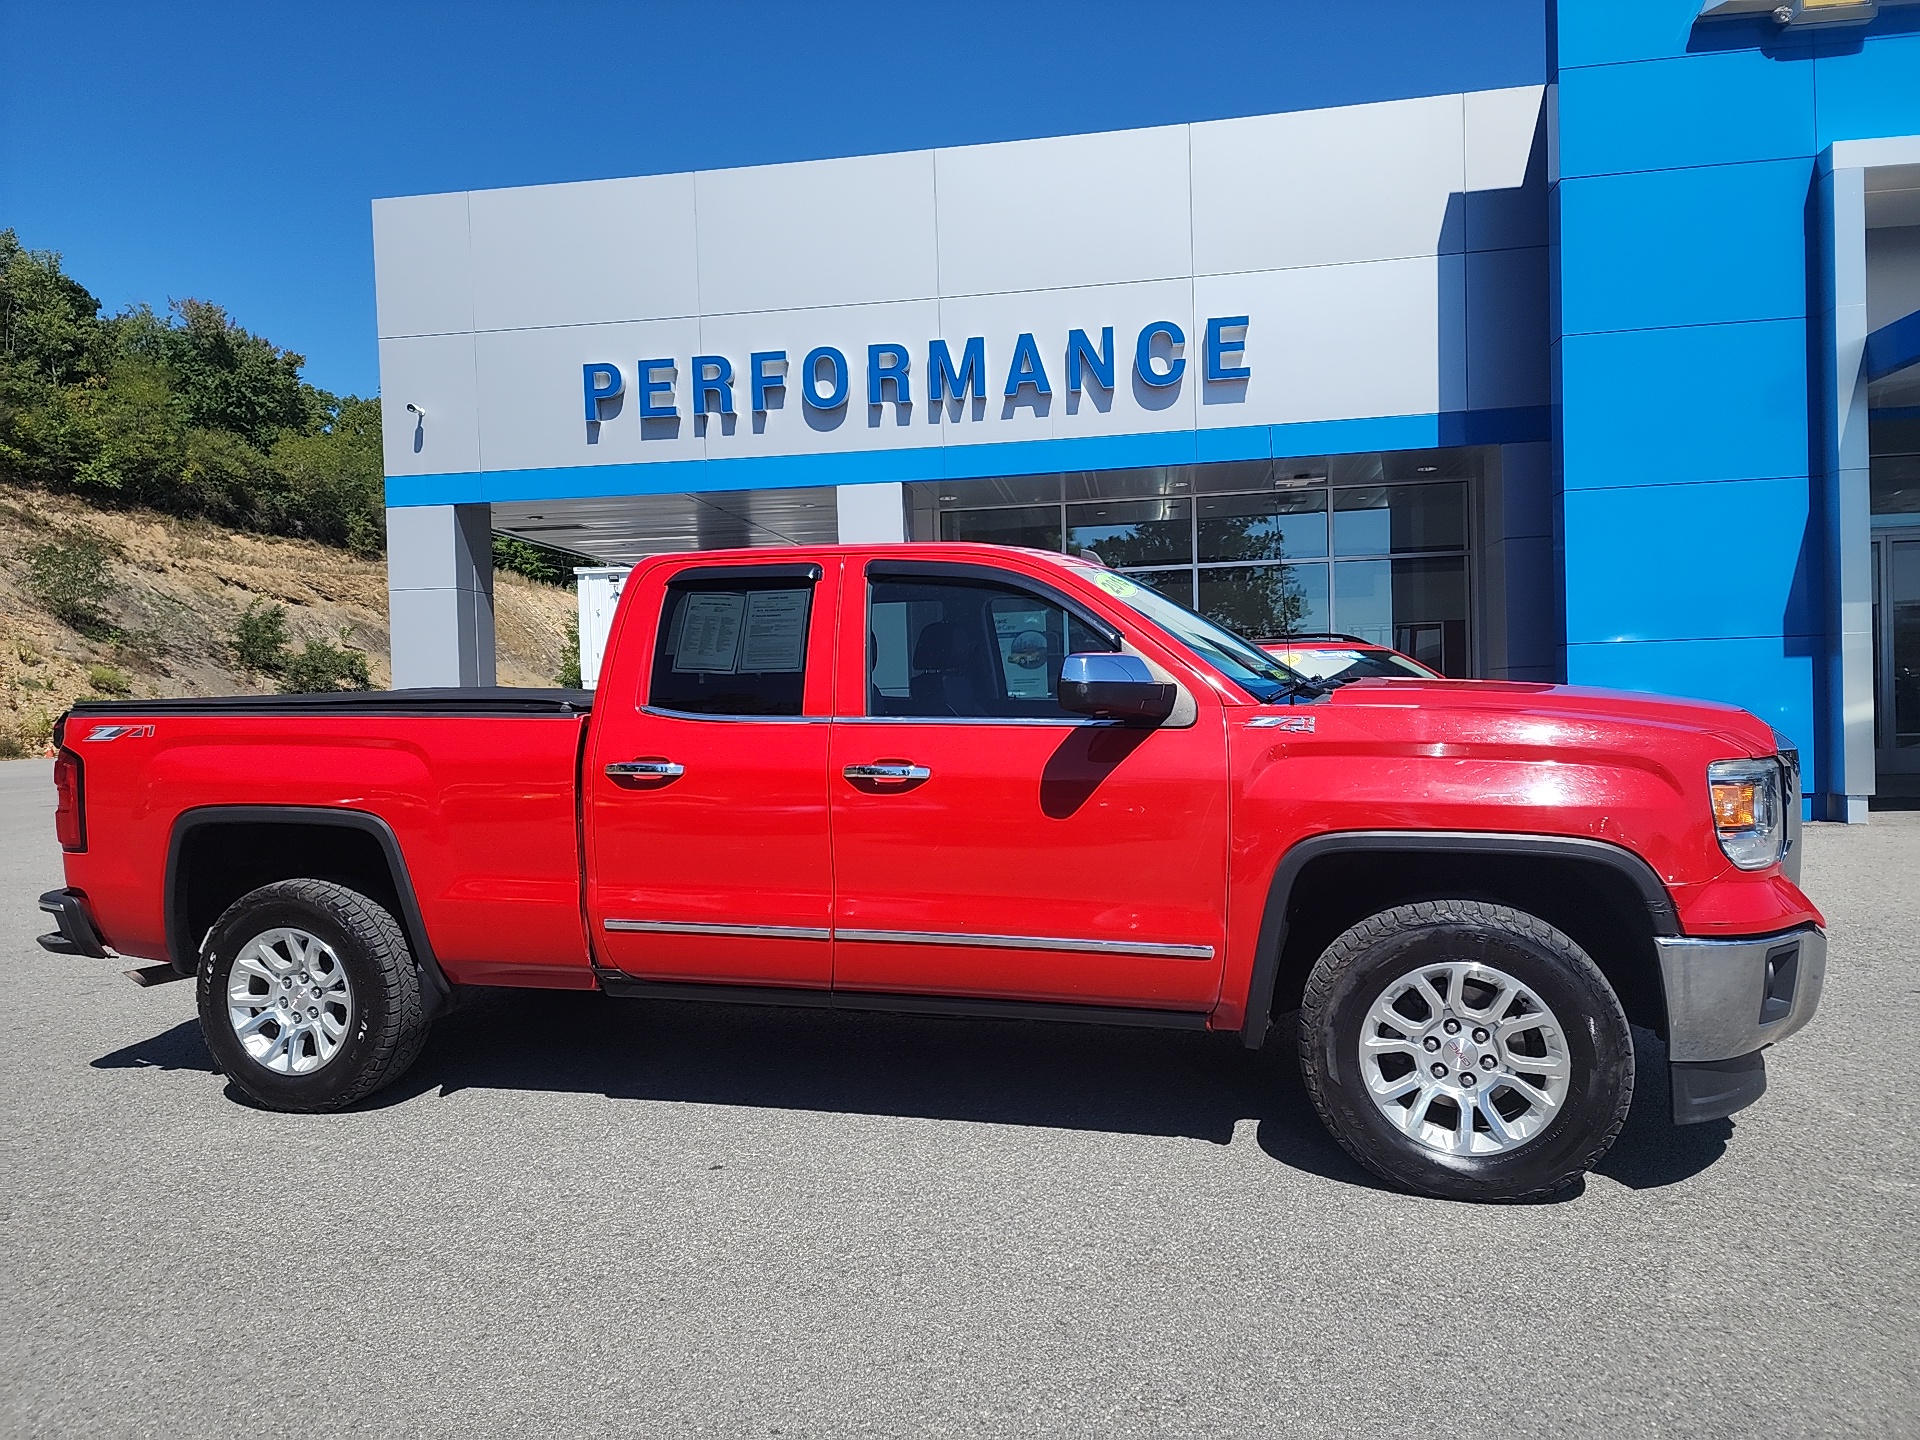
[196,879,430,1112]
[1298,899,1633,1202]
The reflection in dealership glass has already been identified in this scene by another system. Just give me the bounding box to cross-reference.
[929,457,1472,675]
[1076,568,1320,703]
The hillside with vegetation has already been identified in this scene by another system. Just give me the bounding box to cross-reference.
[0,229,579,756]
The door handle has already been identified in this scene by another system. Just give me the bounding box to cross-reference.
[842,762,931,782]
[606,759,685,778]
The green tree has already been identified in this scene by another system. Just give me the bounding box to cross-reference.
[0,229,108,389]
[268,394,385,551]
[113,299,319,447]
[492,534,579,585]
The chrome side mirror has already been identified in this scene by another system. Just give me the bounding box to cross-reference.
[1058,652,1177,725]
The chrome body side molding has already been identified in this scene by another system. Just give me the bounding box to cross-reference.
[604,919,833,942]
[833,927,1213,961]
[602,919,1214,961]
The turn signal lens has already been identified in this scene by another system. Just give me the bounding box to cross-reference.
[1710,781,1758,830]
[1707,758,1783,871]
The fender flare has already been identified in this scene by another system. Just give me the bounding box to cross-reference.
[1239,830,1680,1049]
[164,804,453,1013]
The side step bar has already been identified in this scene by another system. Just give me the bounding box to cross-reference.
[597,972,1211,1032]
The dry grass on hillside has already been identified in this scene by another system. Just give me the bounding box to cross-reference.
[1,484,575,756]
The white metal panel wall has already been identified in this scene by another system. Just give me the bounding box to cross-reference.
[573,567,629,688]
[374,86,1548,485]
[468,173,701,331]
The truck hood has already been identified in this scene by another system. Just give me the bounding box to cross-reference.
[1314,678,1780,757]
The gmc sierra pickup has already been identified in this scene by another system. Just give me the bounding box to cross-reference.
[39,542,1825,1200]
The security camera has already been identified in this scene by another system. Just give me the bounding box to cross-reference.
[405,402,424,416]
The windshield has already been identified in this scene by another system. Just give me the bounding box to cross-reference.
[1073,568,1308,703]
[1266,647,1438,683]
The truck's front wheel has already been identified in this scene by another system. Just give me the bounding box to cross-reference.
[196,880,431,1112]
[1299,900,1633,1202]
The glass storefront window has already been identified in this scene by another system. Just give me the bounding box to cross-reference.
[941,504,1061,552]
[1334,555,1468,672]
[911,451,1479,675]
[1067,498,1192,567]
[1333,558,1393,641]
[1197,490,1328,562]
[1128,568,1196,606]
[1333,482,1467,556]
[1871,452,1920,515]
[1197,562,1329,640]
[1064,467,1191,502]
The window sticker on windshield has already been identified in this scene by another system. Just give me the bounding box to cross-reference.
[1087,571,1139,600]
[1278,650,1365,681]
[739,590,808,672]
[673,592,745,673]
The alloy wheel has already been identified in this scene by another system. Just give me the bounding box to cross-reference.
[225,927,354,1075]
[1357,961,1571,1156]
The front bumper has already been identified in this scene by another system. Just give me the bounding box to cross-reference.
[1655,925,1826,1063]
[1654,924,1826,1124]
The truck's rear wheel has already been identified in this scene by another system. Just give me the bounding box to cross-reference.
[1299,899,1633,1202]
[197,879,430,1112]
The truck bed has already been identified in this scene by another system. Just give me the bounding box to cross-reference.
[59,688,596,985]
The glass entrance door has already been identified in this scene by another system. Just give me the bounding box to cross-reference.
[1873,532,1920,778]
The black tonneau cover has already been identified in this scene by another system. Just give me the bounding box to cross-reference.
[63,687,594,719]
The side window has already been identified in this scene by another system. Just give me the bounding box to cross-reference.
[649,572,814,717]
[868,578,1114,719]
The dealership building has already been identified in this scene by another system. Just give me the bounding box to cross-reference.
[374,0,1920,819]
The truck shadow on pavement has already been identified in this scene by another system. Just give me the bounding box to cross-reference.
[95,990,1732,1200]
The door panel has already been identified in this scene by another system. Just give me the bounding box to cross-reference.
[587,561,837,986]
[828,566,1229,1009]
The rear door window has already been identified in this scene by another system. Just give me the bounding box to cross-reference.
[649,571,814,716]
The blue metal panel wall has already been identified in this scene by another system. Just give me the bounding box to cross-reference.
[1551,1,1920,800]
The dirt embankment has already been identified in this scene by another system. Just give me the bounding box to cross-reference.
[0,484,575,756]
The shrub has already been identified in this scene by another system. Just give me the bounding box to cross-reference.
[25,531,113,630]
[233,599,290,673]
[278,637,370,694]
[556,614,582,688]
[0,709,56,758]
[86,663,130,695]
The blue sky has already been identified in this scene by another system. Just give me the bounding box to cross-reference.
[0,1,1545,399]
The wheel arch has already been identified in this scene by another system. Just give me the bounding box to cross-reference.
[1241,831,1679,1049]
[165,805,451,1012]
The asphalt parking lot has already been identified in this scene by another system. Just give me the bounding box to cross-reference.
[2,756,1916,1436]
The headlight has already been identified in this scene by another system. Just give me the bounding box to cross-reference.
[1708,758,1784,870]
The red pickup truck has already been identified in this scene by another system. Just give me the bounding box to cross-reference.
[40,542,1825,1201]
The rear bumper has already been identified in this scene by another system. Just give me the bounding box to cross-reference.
[1655,924,1825,1125]
[37,888,109,959]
